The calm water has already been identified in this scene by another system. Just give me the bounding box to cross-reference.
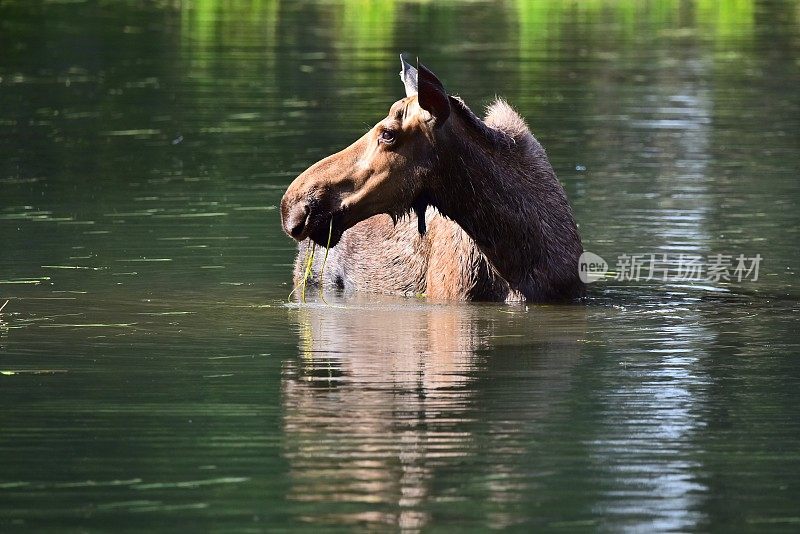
[2,1,800,531]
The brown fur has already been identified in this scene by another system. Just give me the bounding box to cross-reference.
[281,68,585,302]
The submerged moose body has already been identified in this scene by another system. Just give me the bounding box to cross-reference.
[280,57,585,302]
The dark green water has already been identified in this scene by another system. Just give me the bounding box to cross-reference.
[2,1,799,531]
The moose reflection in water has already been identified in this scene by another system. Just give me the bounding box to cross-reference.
[281,296,587,529]
[280,57,584,302]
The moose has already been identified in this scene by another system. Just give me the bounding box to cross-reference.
[280,57,585,302]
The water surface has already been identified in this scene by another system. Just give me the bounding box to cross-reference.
[1,1,799,531]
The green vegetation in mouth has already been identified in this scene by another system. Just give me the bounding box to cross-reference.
[288,242,315,304]
[317,220,334,303]
[287,220,334,304]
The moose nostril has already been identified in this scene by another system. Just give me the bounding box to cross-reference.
[287,203,310,238]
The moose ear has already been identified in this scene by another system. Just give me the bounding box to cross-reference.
[417,62,450,126]
[399,54,418,97]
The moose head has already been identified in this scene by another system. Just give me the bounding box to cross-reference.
[280,56,452,247]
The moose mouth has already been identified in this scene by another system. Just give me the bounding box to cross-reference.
[282,193,349,248]
[305,211,346,248]
[286,191,429,248]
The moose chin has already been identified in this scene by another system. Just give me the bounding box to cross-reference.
[281,56,585,303]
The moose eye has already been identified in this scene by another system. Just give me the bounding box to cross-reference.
[378,129,396,144]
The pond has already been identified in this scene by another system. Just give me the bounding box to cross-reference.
[1,1,799,531]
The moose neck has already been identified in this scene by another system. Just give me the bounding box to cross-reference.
[426,119,548,293]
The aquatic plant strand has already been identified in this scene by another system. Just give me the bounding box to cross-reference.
[299,243,316,303]
[287,221,333,304]
[317,220,333,302]
[287,241,316,302]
